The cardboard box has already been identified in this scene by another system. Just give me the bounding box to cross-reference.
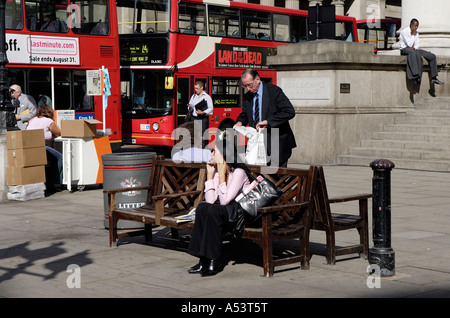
[55,110,75,128]
[7,147,47,167]
[6,165,46,186]
[7,129,45,149]
[61,119,102,137]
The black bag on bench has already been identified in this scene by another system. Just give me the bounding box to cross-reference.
[230,169,282,238]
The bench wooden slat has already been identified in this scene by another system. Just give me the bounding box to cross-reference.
[113,208,156,222]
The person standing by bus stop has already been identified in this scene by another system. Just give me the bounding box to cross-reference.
[188,80,213,147]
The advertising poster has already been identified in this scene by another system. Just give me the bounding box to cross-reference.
[215,44,276,69]
[6,33,80,65]
[86,70,102,96]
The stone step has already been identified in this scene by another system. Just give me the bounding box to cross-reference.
[414,103,450,110]
[338,155,450,172]
[383,124,450,134]
[372,131,450,142]
[360,139,450,151]
[415,96,450,104]
[407,109,450,117]
[338,97,450,172]
[348,147,450,160]
[394,116,450,125]
[414,99,450,110]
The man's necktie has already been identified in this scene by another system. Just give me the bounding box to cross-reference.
[254,93,259,122]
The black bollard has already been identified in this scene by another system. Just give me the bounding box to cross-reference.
[369,159,395,277]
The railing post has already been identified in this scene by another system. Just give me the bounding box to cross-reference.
[369,159,395,277]
[0,0,12,202]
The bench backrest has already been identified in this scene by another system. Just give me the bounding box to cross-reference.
[152,158,206,223]
[311,165,333,228]
[148,159,316,227]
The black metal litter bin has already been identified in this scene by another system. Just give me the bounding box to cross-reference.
[102,152,156,229]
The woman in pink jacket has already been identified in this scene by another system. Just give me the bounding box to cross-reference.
[187,129,250,277]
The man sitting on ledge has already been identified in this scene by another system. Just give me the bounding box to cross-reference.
[399,18,444,86]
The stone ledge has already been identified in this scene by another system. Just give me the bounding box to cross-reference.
[269,40,450,70]
[293,106,413,114]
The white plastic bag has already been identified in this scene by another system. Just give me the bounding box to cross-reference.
[233,126,267,165]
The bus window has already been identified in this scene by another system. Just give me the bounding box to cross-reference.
[357,19,401,51]
[54,69,71,109]
[336,21,355,42]
[291,15,307,42]
[6,0,23,30]
[120,69,132,112]
[387,23,398,48]
[116,0,169,35]
[25,0,68,32]
[73,70,92,110]
[176,77,190,126]
[208,6,240,38]
[27,69,90,110]
[242,10,271,40]
[121,69,172,118]
[71,0,110,35]
[178,2,206,35]
[7,68,25,92]
[211,78,240,108]
[28,69,51,105]
[273,14,290,42]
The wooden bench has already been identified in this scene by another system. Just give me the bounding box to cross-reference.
[106,157,316,277]
[311,166,371,265]
[105,156,206,247]
[158,165,317,277]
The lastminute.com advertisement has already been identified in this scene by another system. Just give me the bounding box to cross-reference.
[5,33,80,65]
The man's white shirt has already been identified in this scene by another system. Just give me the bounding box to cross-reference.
[399,27,420,50]
[189,92,213,117]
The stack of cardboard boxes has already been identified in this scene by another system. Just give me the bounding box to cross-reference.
[6,129,47,200]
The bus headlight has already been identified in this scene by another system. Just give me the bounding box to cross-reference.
[152,122,160,131]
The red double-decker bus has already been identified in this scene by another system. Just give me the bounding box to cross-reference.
[117,0,358,151]
[5,0,122,149]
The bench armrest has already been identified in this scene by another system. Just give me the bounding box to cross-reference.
[153,190,203,225]
[105,186,152,220]
[258,201,310,214]
[103,186,151,195]
[328,193,372,204]
[152,190,202,201]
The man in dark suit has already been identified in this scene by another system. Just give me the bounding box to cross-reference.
[235,69,296,167]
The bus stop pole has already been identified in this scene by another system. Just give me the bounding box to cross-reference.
[101,65,106,134]
[51,67,55,108]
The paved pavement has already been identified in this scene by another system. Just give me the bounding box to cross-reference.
[1,164,449,301]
